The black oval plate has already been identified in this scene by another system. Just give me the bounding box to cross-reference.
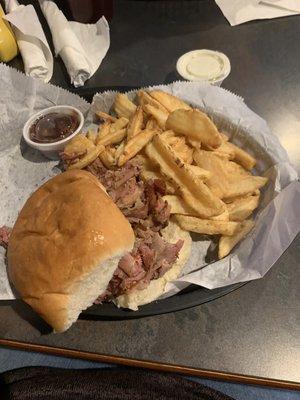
[81,282,247,320]
[75,87,247,321]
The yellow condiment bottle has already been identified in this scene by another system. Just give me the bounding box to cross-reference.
[0,5,18,62]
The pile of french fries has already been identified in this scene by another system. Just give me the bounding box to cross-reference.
[62,89,268,259]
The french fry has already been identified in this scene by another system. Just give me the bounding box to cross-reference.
[137,90,169,113]
[225,142,256,170]
[218,220,255,259]
[118,129,156,166]
[97,129,127,147]
[144,104,169,129]
[225,176,267,200]
[227,195,260,221]
[114,93,137,118]
[166,109,222,149]
[99,147,115,169]
[63,134,94,155]
[95,111,117,123]
[68,144,105,170]
[110,117,129,133]
[97,121,111,141]
[226,161,250,176]
[163,195,196,216]
[86,130,97,144]
[127,106,144,139]
[174,214,241,236]
[185,164,211,181]
[115,141,125,161]
[212,140,235,160]
[167,136,182,146]
[146,117,162,131]
[193,149,267,199]
[187,138,201,148]
[172,140,194,164]
[149,90,191,112]
[145,134,225,218]
[209,209,229,221]
[161,130,175,140]
[141,170,176,194]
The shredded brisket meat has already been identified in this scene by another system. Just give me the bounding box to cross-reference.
[0,226,11,249]
[86,158,184,302]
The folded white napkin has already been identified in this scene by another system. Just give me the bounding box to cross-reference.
[4,0,53,82]
[39,0,110,87]
[215,0,300,26]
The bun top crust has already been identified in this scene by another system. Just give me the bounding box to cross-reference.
[7,169,135,305]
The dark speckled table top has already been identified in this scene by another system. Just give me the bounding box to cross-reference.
[1,0,300,384]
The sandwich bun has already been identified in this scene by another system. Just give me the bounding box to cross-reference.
[7,170,135,332]
[115,220,191,310]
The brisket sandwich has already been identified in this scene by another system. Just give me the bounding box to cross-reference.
[7,162,191,331]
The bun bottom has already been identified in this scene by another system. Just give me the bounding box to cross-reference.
[114,221,191,311]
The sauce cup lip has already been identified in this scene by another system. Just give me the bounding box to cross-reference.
[22,105,84,149]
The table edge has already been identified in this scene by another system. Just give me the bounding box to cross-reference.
[0,339,299,390]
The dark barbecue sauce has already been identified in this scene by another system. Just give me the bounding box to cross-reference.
[29,112,79,143]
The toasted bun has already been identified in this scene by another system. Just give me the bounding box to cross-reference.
[115,220,191,310]
[7,170,135,332]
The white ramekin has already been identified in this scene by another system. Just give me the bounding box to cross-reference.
[22,105,84,160]
[176,49,231,86]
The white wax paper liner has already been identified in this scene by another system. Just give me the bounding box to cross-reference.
[0,64,299,300]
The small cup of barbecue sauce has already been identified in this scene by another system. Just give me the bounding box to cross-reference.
[23,106,84,159]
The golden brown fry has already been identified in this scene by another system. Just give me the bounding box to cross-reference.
[185,164,211,181]
[161,130,175,140]
[141,169,176,194]
[68,144,105,170]
[212,141,235,160]
[99,147,115,169]
[97,128,127,147]
[137,90,169,113]
[172,140,194,164]
[226,194,260,221]
[218,220,255,259]
[110,117,129,133]
[95,111,117,123]
[86,130,97,144]
[167,136,182,146]
[187,138,201,149]
[226,161,250,176]
[118,129,156,166]
[193,149,267,199]
[174,214,241,236]
[127,106,144,139]
[97,121,111,141]
[149,90,191,112]
[145,135,225,218]
[163,195,196,216]
[225,142,256,170]
[225,176,267,201]
[114,93,137,118]
[146,117,162,131]
[63,134,95,155]
[115,141,125,161]
[209,209,229,221]
[144,104,169,129]
[166,109,222,149]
